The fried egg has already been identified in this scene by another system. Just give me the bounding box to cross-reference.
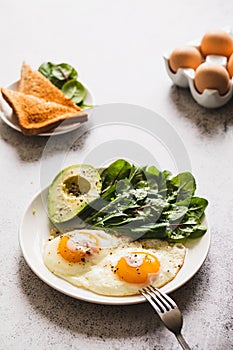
[43,230,186,296]
[76,242,185,296]
[43,229,131,277]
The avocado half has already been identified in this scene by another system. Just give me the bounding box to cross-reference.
[48,164,102,223]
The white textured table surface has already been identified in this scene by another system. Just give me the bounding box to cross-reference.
[0,1,233,349]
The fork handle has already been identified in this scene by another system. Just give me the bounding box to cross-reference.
[176,333,191,350]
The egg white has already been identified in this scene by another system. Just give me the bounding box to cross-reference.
[43,230,186,297]
[43,229,130,278]
[140,239,186,288]
[63,243,186,296]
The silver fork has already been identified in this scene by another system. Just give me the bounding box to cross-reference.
[140,285,191,350]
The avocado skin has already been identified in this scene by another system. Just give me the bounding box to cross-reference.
[48,164,101,223]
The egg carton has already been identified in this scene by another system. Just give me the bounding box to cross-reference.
[163,35,233,108]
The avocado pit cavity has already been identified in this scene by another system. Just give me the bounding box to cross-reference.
[63,175,91,196]
[48,164,101,223]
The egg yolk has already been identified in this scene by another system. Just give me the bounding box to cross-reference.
[58,234,98,263]
[116,252,160,284]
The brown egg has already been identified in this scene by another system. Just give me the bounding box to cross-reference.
[194,62,231,95]
[201,30,233,58]
[169,46,202,73]
[227,53,233,77]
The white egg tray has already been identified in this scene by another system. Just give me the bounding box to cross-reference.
[164,42,233,109]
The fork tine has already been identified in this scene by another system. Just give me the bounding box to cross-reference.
[149,285,177,309]
[141,286,167,313]
[140,288,162,314]
[147,286,174,312]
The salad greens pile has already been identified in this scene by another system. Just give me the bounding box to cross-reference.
[38,62,87,107]
[77,159,208,242]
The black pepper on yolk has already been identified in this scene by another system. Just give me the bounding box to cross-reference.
[58,234,98,263]
[116,252,160,284]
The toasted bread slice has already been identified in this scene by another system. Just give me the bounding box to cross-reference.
[18,62,81,111]
[1,88,88,136]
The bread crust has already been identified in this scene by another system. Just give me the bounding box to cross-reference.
[18,62,81,111]
[1,88,87,135]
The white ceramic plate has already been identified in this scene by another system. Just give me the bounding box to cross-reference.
[19,187,211,305]
[0,81,94,136]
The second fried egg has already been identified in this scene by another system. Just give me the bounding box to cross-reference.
[63,240,185,296]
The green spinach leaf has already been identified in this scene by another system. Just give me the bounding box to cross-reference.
[39,62,78,89]
[38,61,88,105]
[75,159,208,242]
[62,79,86,104]
[101,159,132,191]
[169,172,196,202]
[38,62,53,79]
